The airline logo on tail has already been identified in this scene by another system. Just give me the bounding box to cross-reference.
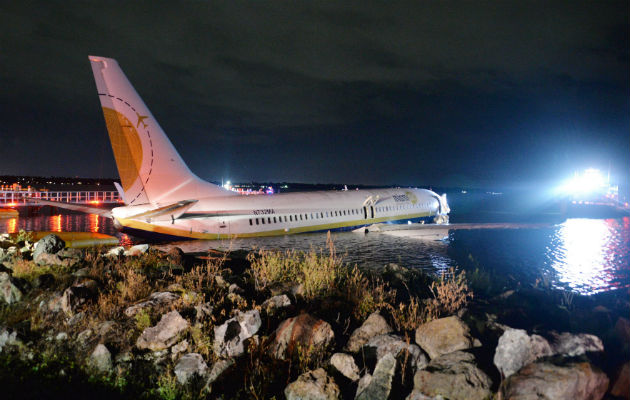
[89,55,232,207]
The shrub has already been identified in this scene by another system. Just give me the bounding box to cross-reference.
[391,295,424,333]
[425,267,473,321]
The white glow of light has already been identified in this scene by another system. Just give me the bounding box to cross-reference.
[557,168,606,196]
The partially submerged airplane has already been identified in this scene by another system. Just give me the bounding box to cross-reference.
[52,56,450,240]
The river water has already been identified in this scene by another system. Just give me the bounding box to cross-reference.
[1,203,628,296]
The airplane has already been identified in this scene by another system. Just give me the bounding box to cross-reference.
[56,55,450,241]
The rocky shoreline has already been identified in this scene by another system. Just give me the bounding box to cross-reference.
[0,232,628,399]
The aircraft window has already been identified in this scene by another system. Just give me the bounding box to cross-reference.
[266,217,270,224]
[290,215,293,222]
[320,212,323,218]
[255,218,259,225]
[261,218,265,224]
[249,219,253,226]
[273,217,277,223]
[299,214,303,221]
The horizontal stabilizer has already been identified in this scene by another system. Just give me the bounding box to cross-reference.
[29,199,112,218]
[127,199,198,222]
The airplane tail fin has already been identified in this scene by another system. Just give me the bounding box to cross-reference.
[88,56,232,206]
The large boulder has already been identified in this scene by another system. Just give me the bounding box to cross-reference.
[124,292,181,317]
[550,332,604,357]
[346,312,393,353]
[136,311,189,351]
[415,316,474,360]
[285,368,340,400]
[355,353,397,400]
[88,344,112,373]
[499,361,609,400]
[412,351,492,400]
[493,328,553,378]
[213,310,261,358]
[330,353,360,381]
[32,234,65,260]
[174,353,208,384]
[0,272,22,304]
[270,313,334,360]
[364,334,428,371]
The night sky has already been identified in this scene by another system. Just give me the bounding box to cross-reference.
[1,1,628,190]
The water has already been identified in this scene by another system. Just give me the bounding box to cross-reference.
[1,208,628,296]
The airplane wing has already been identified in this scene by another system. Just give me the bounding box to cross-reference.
[28,199,113,218]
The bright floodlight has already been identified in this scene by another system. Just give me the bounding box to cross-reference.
[559,168,606,195]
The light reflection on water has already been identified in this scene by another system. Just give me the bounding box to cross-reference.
[549,218,630,294]
[0,212,628,295]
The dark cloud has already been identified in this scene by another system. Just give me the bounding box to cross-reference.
[0,1,627,189]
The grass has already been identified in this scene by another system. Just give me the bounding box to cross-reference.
[0,236,478,400]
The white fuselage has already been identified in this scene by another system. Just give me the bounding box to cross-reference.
[112,187,447,240]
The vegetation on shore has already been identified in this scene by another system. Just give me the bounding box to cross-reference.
[0,232,626,399]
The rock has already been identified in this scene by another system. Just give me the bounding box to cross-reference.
[261,294,291,313]
[284,368,340,400]
[0,328,21,352]
[171,340,189,360]
[493,328,553,378]
[355,353,397,400]
[271,313,335,360]
[610,362,629,399]
[32,234,65,260]
[105,246,125,257]
[124,292,181,317]
[60,278,100,315]
[203,358,236,393]
[346,312,393,353]
[89,344,113,373]
[412,351,492,400]
[0,272,22,304]
[356,374,372,398]
[213,309,261,358]
[500,361,609,400]
[125,244,149,256]
[364,334,427,370]
[167,247,185,265]
[55,332,68,341]
[415,316,474,360]
[174,353,208,384]
[550,332,604,357]
[77,329,92,345]
[194,302,214,323]
[214,275,229,289]
[330,353,360,381]
[34,252,66,266]
[136,310,189,351]
[228,283,244,294]
[406,391,444,399]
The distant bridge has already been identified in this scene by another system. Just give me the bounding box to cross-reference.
[0,189,122,206]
